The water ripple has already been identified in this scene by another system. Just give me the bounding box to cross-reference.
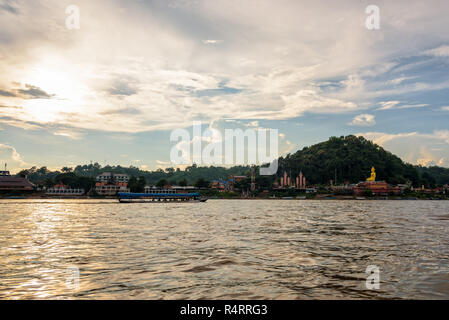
[0,199,448,299]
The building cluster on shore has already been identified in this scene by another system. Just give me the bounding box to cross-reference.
[0,166,448,199]
[0,170,35,192]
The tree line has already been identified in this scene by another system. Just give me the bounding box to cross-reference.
[15,136,449,190]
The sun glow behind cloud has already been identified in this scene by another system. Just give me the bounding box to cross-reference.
[0,0,449,169]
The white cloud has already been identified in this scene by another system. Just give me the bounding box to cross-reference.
[359,132,418,146]
[434,130,449,144]
[202,40,223,44]
[0,143,27,170]
[341,74,365,91]
[53,129,84,140]
[423,45,449,57]
[349,114,376,127]
[441,106,449,111]
[1,0,449,136]
[378,101,400,110]
[279,90,358,119]
[386,76,417,85]
[0,0,403,132]
[357,131,449,167]
[397,103,429,109]
[377,101,428,111]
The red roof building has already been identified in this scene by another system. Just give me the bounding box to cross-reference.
[95,181,130,195]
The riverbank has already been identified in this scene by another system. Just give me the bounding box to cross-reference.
[1,195,448,200]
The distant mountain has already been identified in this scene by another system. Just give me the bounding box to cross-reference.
[277,135,424,186]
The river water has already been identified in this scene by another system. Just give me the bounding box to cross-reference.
[0,199,448,299]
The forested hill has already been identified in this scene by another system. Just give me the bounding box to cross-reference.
[277,135,432,187]
[17,135,449,188]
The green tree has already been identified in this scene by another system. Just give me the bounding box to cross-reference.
[44,178,55,188]
[17,170,30,178]
[194,178,209,189]
[136,176,146,192]
[128,176,139,192]
[156,179,168,188]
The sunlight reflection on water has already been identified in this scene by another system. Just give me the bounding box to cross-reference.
[0,199,448,299]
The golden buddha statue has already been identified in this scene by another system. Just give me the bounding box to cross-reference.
[366,166,376,181]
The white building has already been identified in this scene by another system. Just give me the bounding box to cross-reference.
[96,172,129,183]
[95,183,130,195]
[46,184,85,196]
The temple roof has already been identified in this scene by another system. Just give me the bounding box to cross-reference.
[0,176,35,188]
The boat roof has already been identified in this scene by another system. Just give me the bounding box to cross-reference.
[118,192,200,198]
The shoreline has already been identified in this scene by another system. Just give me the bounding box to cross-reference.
[0,196,447,201]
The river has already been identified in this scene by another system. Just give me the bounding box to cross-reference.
[0,199,448,299]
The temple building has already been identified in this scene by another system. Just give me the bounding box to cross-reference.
[353,167,400,196]
[278,170,307,189]
[0,171,35,191]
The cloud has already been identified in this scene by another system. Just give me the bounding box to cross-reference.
[0,0,388,132]
[168,0,199,9]
[349,114,376,127]
[278,90,358,119]
[0,84,54,100]
[0,0,448,171]
[357,131,449,167]
[53,129,84,140]
[104,78,139,96]
[386,76,417,85]
[442,106,449,111]
[0,0,449,138]
[423,45,449,57]
[378,101,400,110]
[396,103,429,109]
[377,101,428,110]
[16,84,54,99]
[359,132,418,146]
[202,40,223,44]
[0,89,16,97]
[0,116,43,130]
[100,107,143,116]
[341,74,365,91]
[0,143,26,169]
[434,130,449,144]
[0,0,19,14]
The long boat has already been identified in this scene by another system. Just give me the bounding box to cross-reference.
[117,192,207,203]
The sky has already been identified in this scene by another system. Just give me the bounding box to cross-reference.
[0,0,449,173]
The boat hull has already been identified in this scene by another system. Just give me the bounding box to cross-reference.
[117,192,207,203]
[119,198,206,203]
